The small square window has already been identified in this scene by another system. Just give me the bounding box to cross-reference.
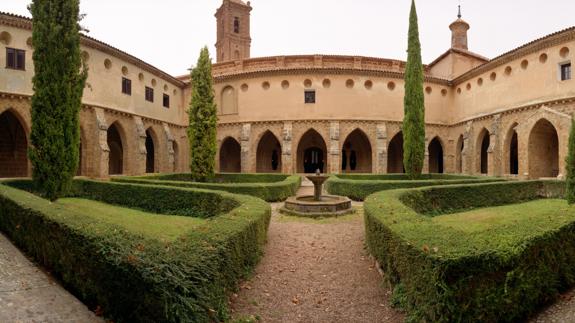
[6,48,25,70]
[561,63,571,81]
[163,94,170,108]
[145,86,154,102]
[121,77,132,95]
[304,90,316,104]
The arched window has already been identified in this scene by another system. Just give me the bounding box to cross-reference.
[234,17,240,33]
[221,86,237,115]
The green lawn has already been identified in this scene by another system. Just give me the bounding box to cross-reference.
[56,198,206,241]
[432,199,574,233]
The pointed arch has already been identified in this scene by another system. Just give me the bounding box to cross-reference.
[387,132,404,174]
[107,122,125,175]
[145,127,159,173]
[428,137,444,174]
[503,122,519,175]
[455,135,464,173]
[342,128,373,173]
[476,128,490,174]
[219,137,241,173]
[256,130,282,173]
[297,128,327,173]
[528,119,559,178]
[0,109,29,177]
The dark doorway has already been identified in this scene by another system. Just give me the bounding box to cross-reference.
[0,110,28,178]
[479,130,490,174]
[145,129,155,173]
[220,137,241,173]
[510,132,518,175]
[304,147,324,173]
[387,132,404,173]
[107,123,124,175]
[428,137,444,174]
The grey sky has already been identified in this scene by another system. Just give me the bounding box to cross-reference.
[2,0,574,76]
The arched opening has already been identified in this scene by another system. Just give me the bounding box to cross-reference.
[428,137,444,174]
[503,123,519,176]
[221,86,237,115]
[297,129,327,173]
[173,140,179,172]
[528,119,559,178]
[456,135,464,173]
[342,129,372,173]
[145,129,156,173]
[256,131,282,173]
[387,132,404,173]
[219,137,241,173]
[477,129,490,175]
[0,110,28,178]
[107,123,124,175]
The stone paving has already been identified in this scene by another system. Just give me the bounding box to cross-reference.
[0,233,101,323]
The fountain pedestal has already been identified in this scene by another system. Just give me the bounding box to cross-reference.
[280,172,353,218]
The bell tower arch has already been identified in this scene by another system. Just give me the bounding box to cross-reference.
[215,0,252,63]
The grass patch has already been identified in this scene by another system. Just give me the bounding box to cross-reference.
[56,198,206,242]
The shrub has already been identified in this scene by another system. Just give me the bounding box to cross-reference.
[325,174,504,201]
[0,179,270,322]
[113,173,301,202]
[566,118,575,204]
[364,180,573,322]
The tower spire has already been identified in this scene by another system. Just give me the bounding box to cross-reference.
[457,4,462,19]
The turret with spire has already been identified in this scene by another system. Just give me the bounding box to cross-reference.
[449,5,470,50]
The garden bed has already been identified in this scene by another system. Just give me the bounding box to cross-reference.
[364,180,573,322]
[112,173,301,202]
[326,173,504,201]
[0,179,271,322]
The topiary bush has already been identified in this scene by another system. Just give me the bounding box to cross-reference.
[364,180,574,322]
[325,174,504,201]
[113,173,301,202]
[0,179,271,322]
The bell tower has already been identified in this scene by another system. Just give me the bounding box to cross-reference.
[215,0,252,63]
[449,5,470,50]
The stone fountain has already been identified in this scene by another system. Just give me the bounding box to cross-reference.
[281,170,353,218]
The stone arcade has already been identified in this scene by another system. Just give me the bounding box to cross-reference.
[1,0,574,179]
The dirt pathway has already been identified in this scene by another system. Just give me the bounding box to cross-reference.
[230,180,404,323]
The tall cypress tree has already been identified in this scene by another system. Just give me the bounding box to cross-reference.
[403,0,426,179]
[189,47,217,182]
[566,118,575,204]
[29,0,87,200]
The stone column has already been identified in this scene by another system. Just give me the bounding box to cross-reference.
[94,108,109,178]
[240,123,251,173]
[446,138,455,173]
[423,136,430,174]
[488,114,501,177]
[282,122,293,174]
[329,121,340,174]
[461,121,472,174]
[133,116,148,175]
[376,123,388,174]
[162,122,175,173]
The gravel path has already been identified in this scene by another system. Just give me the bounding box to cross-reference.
[230,182,404,323]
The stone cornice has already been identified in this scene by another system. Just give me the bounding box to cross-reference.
[0,12,186,88]
[453,26,575,85]
[0,91,187,129]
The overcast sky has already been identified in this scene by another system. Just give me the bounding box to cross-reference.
[2,0,575,75]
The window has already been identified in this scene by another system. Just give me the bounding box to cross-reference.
[304,90,316,104]
[234,17,240,33]
[163,94,170,108]
[6,48,25,70]
[121,78,131,95]
[561,63,571,81]
[145,86,154,102]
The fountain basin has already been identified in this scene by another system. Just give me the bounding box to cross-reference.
[280,194,353,218]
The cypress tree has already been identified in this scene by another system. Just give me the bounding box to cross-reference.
[29,0,87,200]
[403,0,426,180]
[566,118,575,204]
[188,47,217,182]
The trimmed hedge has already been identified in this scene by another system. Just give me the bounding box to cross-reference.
[364,180,574,322]
[113,173,301,202]
[0,179,271,322]
[326,174,504,201]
